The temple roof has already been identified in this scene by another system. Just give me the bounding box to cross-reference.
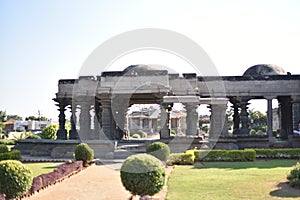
[243,64,286,77]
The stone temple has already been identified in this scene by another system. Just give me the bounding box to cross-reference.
[14,64,300,158]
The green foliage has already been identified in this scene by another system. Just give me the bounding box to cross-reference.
[253,148,300,159]
[0,150,21,161]
[0,160,33,199]
[6,114,23,121]
[146,142,170,162]
[249,129,256,135]
[74,143,94,164]
[41,124,58,139]
[287,162,300,188]
[0,122,5,134]
[170,130,176,136]
[0,111,7,122]
[167,152,195,166]
[26,134,41,140]
[135,130,147,138]
[0,144,9,153]
[0,139,16,145]
[120,154,166,196]
[12,132,29,140]
[194,149,256,162]
[25,116,49,121]
[131,134,141,138]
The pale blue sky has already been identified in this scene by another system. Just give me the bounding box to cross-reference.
[1,0,300,120]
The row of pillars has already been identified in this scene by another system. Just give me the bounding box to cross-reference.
[54,95,300,140]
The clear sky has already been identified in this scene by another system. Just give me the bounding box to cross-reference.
[1,0,300,121]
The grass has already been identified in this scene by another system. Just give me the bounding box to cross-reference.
[24,162,62,177]
[167,160,300,200]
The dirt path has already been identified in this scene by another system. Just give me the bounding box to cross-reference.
[25,164,132,200]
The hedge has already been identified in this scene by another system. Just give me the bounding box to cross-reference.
[167,152,195,166]
[0,150,21,161]
[252,148,300,159]
[0,139,15,145]
[193,149,256,162]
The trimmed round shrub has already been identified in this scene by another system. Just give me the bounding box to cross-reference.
[136,130,147,138]
[146,142,170,162]
[287,162,300,188]
[41,124,58,139]
[131,134,141,139]
[0,160,33,199]
[0,144,9,153]
[26,134,41,140]
[74,143,94,164]
[120,154,165,196]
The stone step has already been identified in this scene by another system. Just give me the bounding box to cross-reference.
[113,149,145,159]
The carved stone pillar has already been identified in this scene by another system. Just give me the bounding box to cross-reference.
[278,96,293,139]
[114,104,128,140]
[160,103,172,138]
[185,103,199,136]
[239,98,250,135]
[55,99,68,140]
[101,97,115,140]
[79,102,92,140]
[265,97,274,137]
[209,102,227,139]
[292,96,300,129]
[232,103,240,135]
[69,104,79,139]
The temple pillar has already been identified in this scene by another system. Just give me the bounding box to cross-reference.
[79,101,92,140]
[232,103,240,135]
[265,97,274,137]
[292,95,300,129]
[69,104,79,139]
[209,101,227,139]
[278,96,293,139]
[239,97,250,135]
[185,103,199,136]
[56,99,68,140]
[101,97,115,140]
[160,103,172,138]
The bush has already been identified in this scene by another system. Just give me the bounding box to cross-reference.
[249,129,256,135]
[0,160,33,199]
[194,149,256,162]
[287,162,300,188]
[0,144,8,153]
[26,134,41,140]
[146,142,170,162]
[41,124,58,139]
[120,154,165,196]
[0,139,15,145]
[0,150,21,161]
[136,130,147,138]
[253,148,300,159]
[131,134,141,139]
[74,143,94,164]
[170,130,176,136]
[167,152,195,166]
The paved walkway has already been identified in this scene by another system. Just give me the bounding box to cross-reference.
[25,163,132,200]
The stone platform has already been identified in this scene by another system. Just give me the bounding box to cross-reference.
[13,139,114,159]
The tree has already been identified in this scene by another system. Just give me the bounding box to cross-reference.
[25,116,50,121]
[41,124,58,139]
[0,111,7,122]
[7,115,23,121]
[0,122,5,134]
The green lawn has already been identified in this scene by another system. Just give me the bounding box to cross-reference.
[24,162,62,177]
[167,160,300,200]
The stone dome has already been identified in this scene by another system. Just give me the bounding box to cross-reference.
[123,64,155,73]
[243,64,285,77]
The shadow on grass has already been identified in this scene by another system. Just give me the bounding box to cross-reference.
[270,182,300,198]
[192,159,299,170]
